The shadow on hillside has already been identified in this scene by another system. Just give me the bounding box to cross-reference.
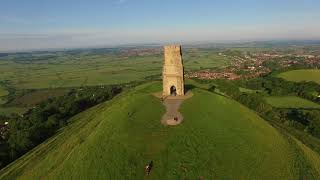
[281,107,320,111]
[185,84,196,93]
[211,91,229,99]
[207,85,230,99]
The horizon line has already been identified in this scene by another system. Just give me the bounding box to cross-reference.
[1,39,320,54]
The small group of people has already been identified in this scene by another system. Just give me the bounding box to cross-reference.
[144,161,153,176]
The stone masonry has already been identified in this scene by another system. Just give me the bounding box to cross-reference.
[163,45,184,96]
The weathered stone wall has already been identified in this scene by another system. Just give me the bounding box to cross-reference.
[163,45,184,96]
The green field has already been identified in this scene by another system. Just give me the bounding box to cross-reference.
[239,87,262,93]
[0,87,68,115]
[0,85,9,105]
[265,96,320,109]
[0,107,27,116]
[277,69,320,84]
[0,50,231,89]
[8,89,68,107]
[0,86,8,97]
[1,82,319,179]
[0,98,7,105]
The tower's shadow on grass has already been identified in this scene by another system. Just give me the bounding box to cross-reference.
[184,84,196,93]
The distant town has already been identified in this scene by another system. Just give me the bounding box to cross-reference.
[187,52,320,80]
[115,45,320,81]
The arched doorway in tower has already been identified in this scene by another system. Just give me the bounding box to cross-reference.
[170,86,177,96]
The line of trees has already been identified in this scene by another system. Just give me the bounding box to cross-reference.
[0,85,122,169]
[237,76,320,102]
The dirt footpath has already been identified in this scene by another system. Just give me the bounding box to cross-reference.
[161,99,184,125]
[153,91,193,126]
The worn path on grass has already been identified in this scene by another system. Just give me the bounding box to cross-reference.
[153,91,193,126]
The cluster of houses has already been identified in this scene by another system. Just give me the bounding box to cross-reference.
[186,68,270,81]
[186,71,240,80]
[187,51,320,81]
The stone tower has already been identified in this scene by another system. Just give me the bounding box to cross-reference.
[163,45,184,96]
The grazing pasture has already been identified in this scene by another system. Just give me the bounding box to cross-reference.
[0,86,8,97]
[0,49,232,90]
[265,96,320,109]
[8,89,68,107]
[0,86,8,105]
[239,87,262,93]
[0,107,27,116]
[1,82,319,179]
[277,69,320,84]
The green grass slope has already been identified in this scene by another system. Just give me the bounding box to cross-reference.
[0,86,8,97]
[265,96,320,109]
[0,107,27,116]
[0,85,9,105]
[277,69,320,84]
[1,82,319,179]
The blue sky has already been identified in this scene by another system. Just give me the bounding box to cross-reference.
[0,0,319,51]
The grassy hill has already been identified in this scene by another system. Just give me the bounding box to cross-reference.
[277,69,320,84]
[1,82,320,179]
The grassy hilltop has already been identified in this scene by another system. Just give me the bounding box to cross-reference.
[1,82,320,179]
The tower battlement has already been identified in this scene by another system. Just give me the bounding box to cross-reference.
[164,45,181,51]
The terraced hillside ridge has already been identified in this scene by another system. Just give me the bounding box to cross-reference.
[1,82,320,179]
[277,69,320,84]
